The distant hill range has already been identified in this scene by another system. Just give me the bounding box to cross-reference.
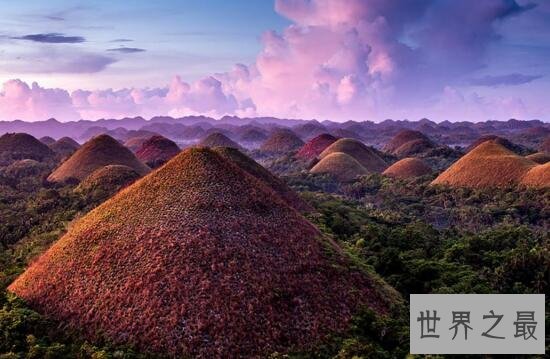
[0,116,548,150]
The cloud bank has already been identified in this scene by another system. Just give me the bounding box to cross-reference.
[0,0,544,122]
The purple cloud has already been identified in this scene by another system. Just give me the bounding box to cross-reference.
[12,33,85,43]
[107,47,146,53]
[470,73,543,87]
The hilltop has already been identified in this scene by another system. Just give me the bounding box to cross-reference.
[310,152,368,182]
[47,134,150,183]
[199,132,242,149]
[213,147,312,212]
[383,158,432,179]
[320,138,387,172]
[0,133,54,164]
[135,135,180,168]
[295,133,338,160]
[9,147,393,358]
[49,137,80,159]
[431,141,536,188]
[383,130,435,157]
[260,129,304,153]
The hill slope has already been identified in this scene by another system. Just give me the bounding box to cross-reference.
[520,163,550,188]
[199,132,242,149]
[9,148,392,358]
[310,152,368,182]
[431,141,535,188]
[47,134,150,183]
[135,135,180,168]
[296,133,338,160]
[0,133,54,163]
[260,129,304,152]
[383,158,432,179]
[213,147,312,212]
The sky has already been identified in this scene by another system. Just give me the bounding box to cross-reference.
[0,0,549,122]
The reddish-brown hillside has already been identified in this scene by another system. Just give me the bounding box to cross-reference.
[520,163,550,188]
[213,147,312,212]
[383,158,432,179]
[124,136,152,153]
[295,133,338,160]
[49,137,80,159]
[47,134,150,183]
[467,135,521,153]
[383,130,434,155]
[260,129,304,152]
[199,132,242,149]
[541,137,550,153]
[0,133,54,163]
[393,138,435,157]
[320,138,387,172]
[135,135,180,168]
[431,141,536,188]
[310,152,368,182]
[9,147,394,358]
[76,165,141,198]
[525,152,550,165]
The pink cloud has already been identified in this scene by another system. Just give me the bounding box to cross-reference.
[0,0,542,122]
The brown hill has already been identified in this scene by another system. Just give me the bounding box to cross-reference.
[238,127,268,143]
[383,130,434,155]
[310,152,368,182]
[39,136,56,145]
[520,163,550,188]
[199,132,242,149]
[393,138,436,157]
[3,159,47,179]
[135,135,180,168]
[541,137,550,153]
[213,147,312,212]
[9,147,393,358]
[49,137,80,159]
[47,134,150,183]
[124,136,152,153]
[295,133,338,160]
[431,142,536,188]
[525,152,550,165]
[0,133,54,163]
[382,158,432,179]
[320,138,387,172]
[260,129,304,153]
[75,165,141,200]
[467,135,523,154]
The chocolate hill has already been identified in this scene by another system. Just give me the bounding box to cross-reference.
[238,127,268,143]
[310,152,368,182]
[525,152,550,165]
[520,163,550,188]
[49,137,80,159]
[431,141,536,188]
[296,133,338,160]
[75,165,141,199]
[467,135,524,154]
[382,158,432,179]
[320,138,387,172]
[383,130,434,156]
[212,147,312,212]
[9,147,394,358]
[0,133,54,164]
[135,135,180,168]
[541,137,550,153]
[39,136,56,145]
[47,134,150,183]
[260,129,304,153]
[124,136,152,153]
[199,132,242,149]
